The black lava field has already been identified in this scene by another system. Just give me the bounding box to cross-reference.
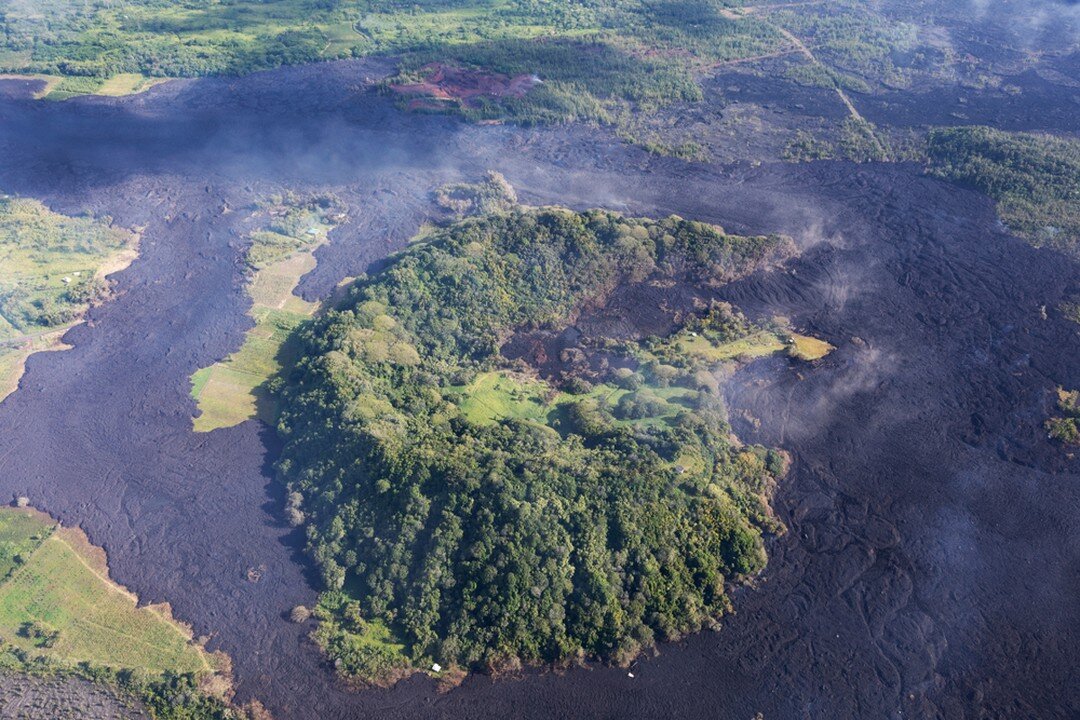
[0,61,1077,719]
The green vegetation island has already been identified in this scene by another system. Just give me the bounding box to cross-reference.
[272,184,833,684]
[926,127,1080,259]
[0,195,139,401]
[1047,388,1080,447]
[0,506,238,719]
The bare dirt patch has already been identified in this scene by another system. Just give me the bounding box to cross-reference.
[390,62,540,111]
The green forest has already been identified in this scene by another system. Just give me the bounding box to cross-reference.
[275,204,794,681]
[0,0,786,122]
[1047,388,1080,446]
[0,196,134,338]
[927,126,1080,258]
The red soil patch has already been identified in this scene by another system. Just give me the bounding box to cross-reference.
[390,63,539,110]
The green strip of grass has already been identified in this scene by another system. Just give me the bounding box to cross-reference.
[191,195,344,431]
[0,508,213,677]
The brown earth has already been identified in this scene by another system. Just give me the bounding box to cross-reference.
[390,63,540,111]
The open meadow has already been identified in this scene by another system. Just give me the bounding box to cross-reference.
[0,508,217,680]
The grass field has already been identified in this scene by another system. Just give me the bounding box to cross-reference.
[191,196,343,431]
[451,370,697,430]
[0,508,217,679]
[452,370,559,425]
[789,332,834,361]
[676,329,786,362]
[0,72,166,101]
[0,510,49,581]
[0,196,138,402]
[452,320,831,432]
[668,323,833,365]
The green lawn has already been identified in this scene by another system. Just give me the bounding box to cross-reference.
[676,329,786,362]
[452,370,557,425]
[0,510,49,581]
[789,332,834,361]
[0,508,214,678]
[450,370,698,431]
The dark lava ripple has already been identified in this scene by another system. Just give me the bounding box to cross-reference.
[0,61,1077,719]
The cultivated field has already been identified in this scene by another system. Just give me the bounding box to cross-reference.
[0,508,214,678]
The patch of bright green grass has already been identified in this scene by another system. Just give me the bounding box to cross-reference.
[43,76,105,101]
[452,370,557,425]
[0,508,213,677]
[311,591,411,685]
[23,72,168,101]
[451,370,697,431]
[788,332,834,361]
[676,329,785,362]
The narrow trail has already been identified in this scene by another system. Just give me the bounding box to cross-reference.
[728,5,891,159]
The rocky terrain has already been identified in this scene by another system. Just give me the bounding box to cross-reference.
[0,52,1077,719]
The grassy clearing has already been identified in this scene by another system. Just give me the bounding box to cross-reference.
[452,370,557,425]
[451,323,831,432]
[191,195,344,431]
[676,329,785,362]
[0,510,48,581]
[97,73,169,97]
[0,73,167,101]
[311,591,412,686]
[0,196,138,402]
[451,370,698,432]
[0,508,218,680]
[668,324,833,364]
[788,332,834,361]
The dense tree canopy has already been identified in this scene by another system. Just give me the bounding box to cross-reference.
[927,126,1080,257]
[275,206,793,680]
